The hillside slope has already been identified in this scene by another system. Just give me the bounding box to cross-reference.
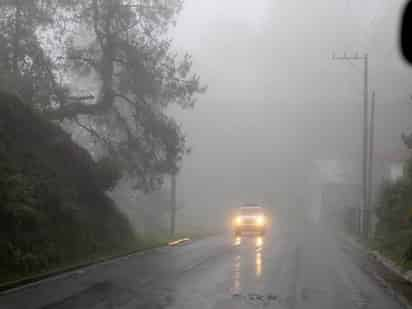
[0,92,136,282]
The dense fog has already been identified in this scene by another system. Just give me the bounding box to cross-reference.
[3,2,412,306]
[166,0,412,229]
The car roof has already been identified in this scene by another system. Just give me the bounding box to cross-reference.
[240,204,262,208]
[239,206,263,210]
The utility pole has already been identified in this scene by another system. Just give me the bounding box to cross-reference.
[367,91,375,238]
[333,53,369,238]
[170,172,176,237]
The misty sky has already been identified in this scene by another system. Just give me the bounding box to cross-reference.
[166,0,412,218]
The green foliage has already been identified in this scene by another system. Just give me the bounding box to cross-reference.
[0,0,66,109]
[95,157,122,191]
[0,0,206,192]
[56,0,206,190]
[0,92,137,282]
[375,159,412,263]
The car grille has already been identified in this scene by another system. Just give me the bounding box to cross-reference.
[243,218,255,224]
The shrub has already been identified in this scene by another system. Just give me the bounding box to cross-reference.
[0,92,137,281]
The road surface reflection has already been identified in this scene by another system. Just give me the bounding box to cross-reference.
[256,251,262,277]
[256,236,263,248]
[233,255,241,294]
[256,237,263,277]
[232,235,264,293]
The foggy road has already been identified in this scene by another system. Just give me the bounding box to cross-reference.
[0,222,403,309]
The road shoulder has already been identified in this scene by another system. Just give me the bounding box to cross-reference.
[340,233,412,309]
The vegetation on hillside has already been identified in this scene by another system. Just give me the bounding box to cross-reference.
[375,158,412,265]
[0,1,206,283]
[0,0,205,191]
[0,92,137,282]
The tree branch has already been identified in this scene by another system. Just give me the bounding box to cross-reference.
[67,55,97,67]
[45,99,110,120]
[113,92,149,113]
[74,116,117,154]
[67,95,95,101]
[92,0,105,47]
[114,92,140,106]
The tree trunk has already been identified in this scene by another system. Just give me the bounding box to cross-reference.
[95,0,115,109]
[13,0,21,80]
[100,40,114,108]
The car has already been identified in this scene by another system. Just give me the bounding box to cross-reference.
[232,205,266,237]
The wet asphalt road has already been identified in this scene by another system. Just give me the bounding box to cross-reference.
[0,221,404,309]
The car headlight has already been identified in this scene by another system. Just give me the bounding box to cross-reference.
[255,215,265,226]
[234,216,242,225]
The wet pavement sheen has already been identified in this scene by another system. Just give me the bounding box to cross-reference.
[0,222,405,309]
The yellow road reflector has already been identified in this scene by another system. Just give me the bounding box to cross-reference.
[168,238,190,246]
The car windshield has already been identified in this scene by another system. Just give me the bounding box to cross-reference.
[239,207,263,215]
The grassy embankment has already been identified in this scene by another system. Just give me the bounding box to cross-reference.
[0,92,157,287]
[0,92,216,289]
[347,158,412,271]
